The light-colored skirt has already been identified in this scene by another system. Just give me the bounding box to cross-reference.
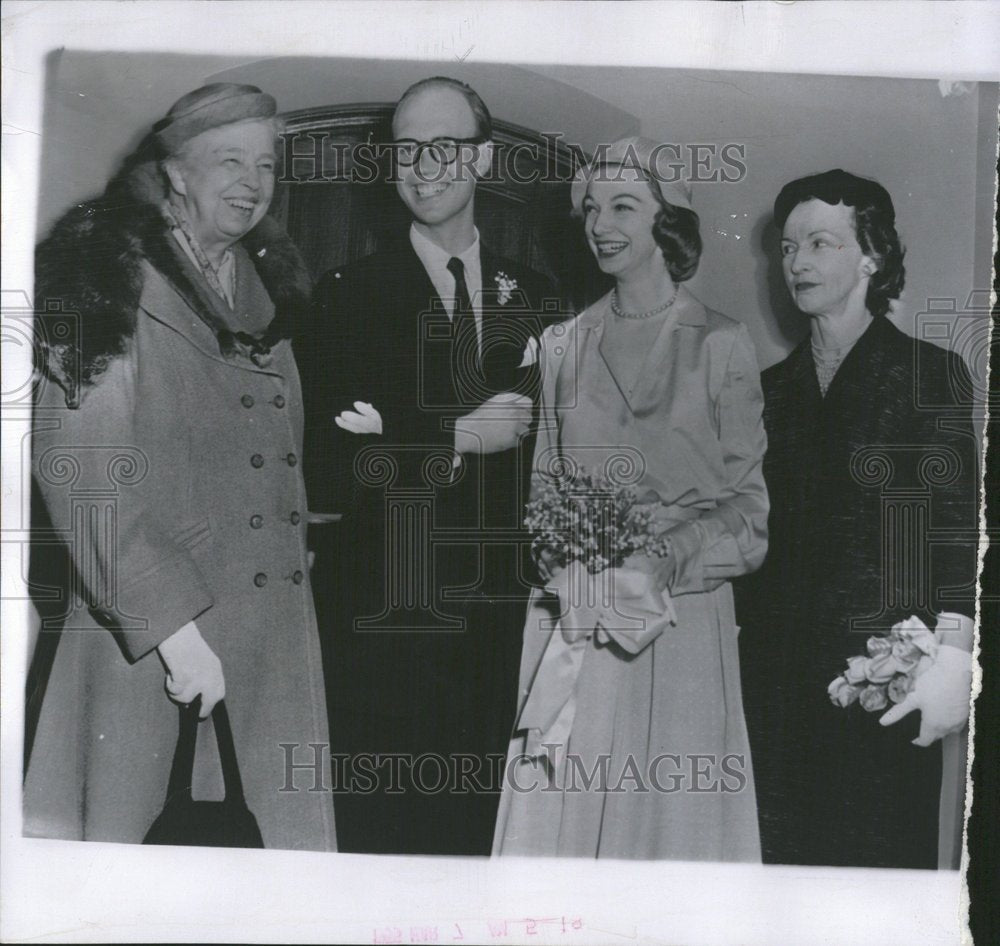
[493,581,761,861]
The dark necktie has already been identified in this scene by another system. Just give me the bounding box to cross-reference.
[447,256,482,392]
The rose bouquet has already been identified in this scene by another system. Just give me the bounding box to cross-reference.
[827,616,939,713]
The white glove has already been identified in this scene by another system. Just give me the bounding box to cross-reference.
[879,643,973,746]
[157,621,225,719]
[335,401,382,435]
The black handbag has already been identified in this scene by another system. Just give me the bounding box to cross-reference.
[144,699,264,848]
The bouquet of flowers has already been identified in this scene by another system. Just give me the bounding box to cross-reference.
[516,468,679,757]
[523,469,676,653]
[525,469,674,574]
[827,616,939,713]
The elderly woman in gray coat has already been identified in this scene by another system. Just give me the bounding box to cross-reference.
[26,84,336,851]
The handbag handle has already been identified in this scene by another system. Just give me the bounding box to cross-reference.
[165,699,247,804]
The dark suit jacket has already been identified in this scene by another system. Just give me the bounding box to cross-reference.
[304,238,559,518]
[736,314,979,868]
[299,236,561,853]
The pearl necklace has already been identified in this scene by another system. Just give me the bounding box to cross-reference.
[610,286,679,320]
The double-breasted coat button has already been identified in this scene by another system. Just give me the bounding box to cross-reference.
[286,452,298,467]
[290,511,301,525]
[254,572,268,588]
[241,394,254,408]
[292,570,304,584]
[251,453,265,468]
[273,394,286,408]
[250,515,263,529]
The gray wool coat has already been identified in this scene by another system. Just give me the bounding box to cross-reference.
[26,176,336,851]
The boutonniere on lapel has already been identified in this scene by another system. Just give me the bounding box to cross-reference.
[494,271,517,306]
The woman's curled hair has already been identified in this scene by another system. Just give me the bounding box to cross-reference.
[774,168,905,318]
[649,182,701,283]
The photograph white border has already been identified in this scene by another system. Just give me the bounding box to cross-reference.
[3,3,997,944]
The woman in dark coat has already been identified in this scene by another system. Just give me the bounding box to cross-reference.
[26,84,336,850]
[737,169,977,869]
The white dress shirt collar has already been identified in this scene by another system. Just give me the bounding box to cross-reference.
[409,223,483,324]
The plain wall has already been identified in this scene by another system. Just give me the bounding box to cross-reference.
[36,52,997,370]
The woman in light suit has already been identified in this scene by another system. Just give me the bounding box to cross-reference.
[494,138,768,860]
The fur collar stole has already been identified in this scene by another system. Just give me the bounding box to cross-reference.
[35,158,311,407]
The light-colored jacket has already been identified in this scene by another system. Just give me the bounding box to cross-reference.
[27,213,336,851]
[494,287,767,860]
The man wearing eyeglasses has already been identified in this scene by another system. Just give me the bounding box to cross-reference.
[304,76,560,855]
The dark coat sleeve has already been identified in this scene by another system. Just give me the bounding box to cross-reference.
[300,268,369,514]
[302,261,462,514]
[917,345,980,619]
[302,257,566,516]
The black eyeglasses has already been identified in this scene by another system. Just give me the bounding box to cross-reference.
[391,136,488,166]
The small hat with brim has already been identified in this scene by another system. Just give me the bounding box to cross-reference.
[571,136,694,213]
[153,83,277,154]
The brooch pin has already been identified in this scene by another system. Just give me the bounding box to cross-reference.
[494,271,517,306]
